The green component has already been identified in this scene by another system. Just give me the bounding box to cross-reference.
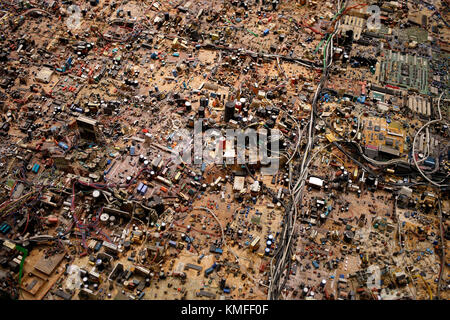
[251,216,261,225]
[322,5,346,71]
[247,29,258,37]
[314,38,325,54]
[6,179,15,190]
[15,245,28,284]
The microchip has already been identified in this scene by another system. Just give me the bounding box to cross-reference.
[54,289,72,300]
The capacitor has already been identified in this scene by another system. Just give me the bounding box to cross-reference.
[224,101,235,122]
[266,119,275,128]
[100,213,109,222]
[82,277,88,283]
[266,240,272,247]
[139,155,145,162]
[220,137,226,149]
[92,190,100,199]
[198,106,205,118]
[235,101,242,112]
[160,222,166,231]
[264,248,270,256]
[271,115,277,122]
[185,101,192,112]
[186,225,191,232]
[144,160,149,166]
[268,234,274,241]
[237,230,243,237]
[320,279,327,287]
[126,176,132,183]
[220,278,226,290]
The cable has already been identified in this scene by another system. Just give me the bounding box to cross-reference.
[412,92,449,187]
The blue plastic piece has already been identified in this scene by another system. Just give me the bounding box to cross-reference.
[58,141,69,151]
[424,157,436,168]
[32,164,40,173]
[169,240,177,247]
